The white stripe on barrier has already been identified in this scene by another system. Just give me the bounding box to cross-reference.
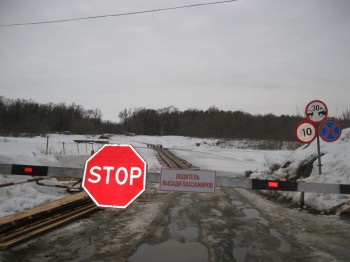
[298,182,340,194]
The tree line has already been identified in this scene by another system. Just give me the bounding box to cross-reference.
[120,105,350,141]
[120,106,305,141]
[1,97,348,141]
[0,97,118,135]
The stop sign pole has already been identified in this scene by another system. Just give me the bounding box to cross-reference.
[83,144,147,208]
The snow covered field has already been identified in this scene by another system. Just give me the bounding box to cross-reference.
[0,130,349,217]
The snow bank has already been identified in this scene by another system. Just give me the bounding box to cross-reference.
[251,128,350,210]
[0,175,71,217]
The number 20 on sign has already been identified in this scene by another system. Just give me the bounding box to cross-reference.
[294,120,317,144]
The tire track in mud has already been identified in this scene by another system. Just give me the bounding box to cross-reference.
[196,187,315,262]
[221,188,299,262]
[130,189,238,262]
[221,188,350,262]
[130,188,302,262]
[3,186,350,261]
[133,187,317,262]
[135,187,350,262]
[196,189,236,262]
[229,188,350,262]
[129,192,208,262]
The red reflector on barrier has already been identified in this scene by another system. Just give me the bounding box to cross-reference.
[24,167,33,173]
[268,181,278,188]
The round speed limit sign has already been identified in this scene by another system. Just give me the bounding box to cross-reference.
[295,120,317,144]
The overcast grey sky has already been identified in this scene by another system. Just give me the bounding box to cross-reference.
[1,0,349,122]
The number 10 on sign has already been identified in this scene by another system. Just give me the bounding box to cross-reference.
[295,120,317,144]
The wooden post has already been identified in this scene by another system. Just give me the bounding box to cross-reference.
[46,136,49,155]
[76,142,79,154]
[300,192,305,207]
[62,142,65,155]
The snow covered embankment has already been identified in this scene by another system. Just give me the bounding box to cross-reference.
[251,128,350,211]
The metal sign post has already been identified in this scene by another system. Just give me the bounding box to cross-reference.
[316,123,322,175]
[304,100,328,175]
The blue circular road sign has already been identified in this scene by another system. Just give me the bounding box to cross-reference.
[319,119,342,142]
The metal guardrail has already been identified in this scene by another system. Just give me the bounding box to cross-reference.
[0,164,349,194]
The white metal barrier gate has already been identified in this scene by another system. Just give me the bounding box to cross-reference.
[1,164,349,195]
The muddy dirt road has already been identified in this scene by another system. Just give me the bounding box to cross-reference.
[1,184,350,262]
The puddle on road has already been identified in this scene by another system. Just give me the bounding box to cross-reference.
[129,195,208,262]
[269,228,291,253]
[232,247,248,262]
[242,208,291,252]
[232,205,291,261]
[179,226,198,241]
[211,208,223,217]
[243,208,269,226]
[128,240,208,262]
[232,200,244,206]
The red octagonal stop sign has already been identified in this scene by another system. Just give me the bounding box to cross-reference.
[83,144,147,208]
